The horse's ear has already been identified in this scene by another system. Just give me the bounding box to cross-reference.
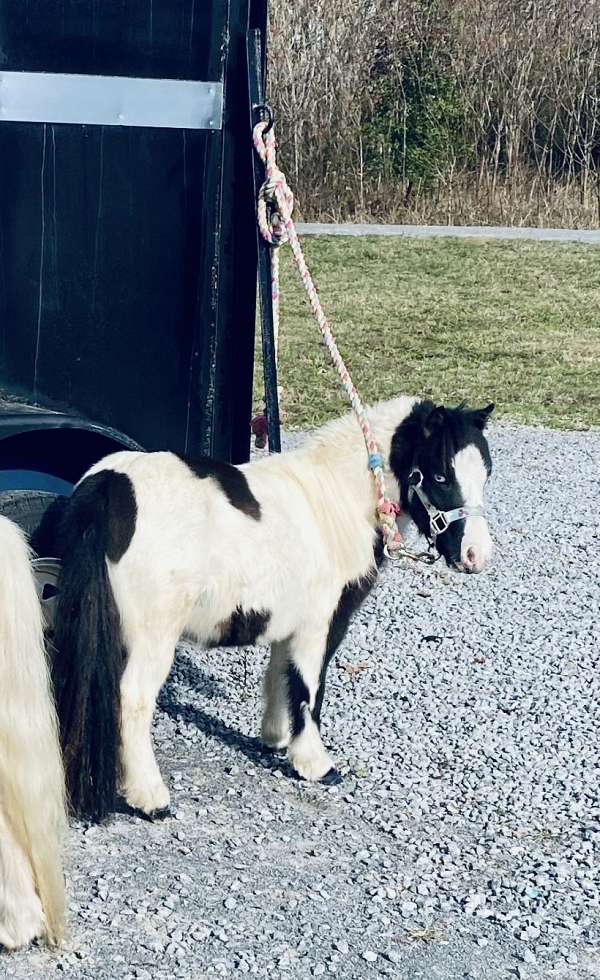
[424,405,446,438]
[468,403,495,430]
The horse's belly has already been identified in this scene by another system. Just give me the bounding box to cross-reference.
[183,600,274,648]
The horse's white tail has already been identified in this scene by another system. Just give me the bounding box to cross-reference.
[0,515,66,947]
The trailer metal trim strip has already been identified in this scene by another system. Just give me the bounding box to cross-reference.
[0,71,223,130]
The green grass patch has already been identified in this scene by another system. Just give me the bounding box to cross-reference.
[255,236,600,430]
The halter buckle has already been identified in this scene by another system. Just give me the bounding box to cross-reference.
[430,511,449,536]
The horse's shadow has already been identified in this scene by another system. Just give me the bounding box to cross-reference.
[157,652,296,779]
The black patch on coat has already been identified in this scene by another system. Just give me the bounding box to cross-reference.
[52,470,133,823]
[287,662,311,738]
[105,472,137,562]
[57,469,137,563]
[179,456,261,521]
[314,533,384,727]
[217,607,271,646]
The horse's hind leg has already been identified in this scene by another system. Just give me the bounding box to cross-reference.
[0,809,44,950]
[286,626,339,784]
[119,633,178,817]
[261,640,292,750]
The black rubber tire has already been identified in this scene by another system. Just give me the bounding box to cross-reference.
[0,490,67,556]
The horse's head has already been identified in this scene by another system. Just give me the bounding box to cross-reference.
[389,400,494,573]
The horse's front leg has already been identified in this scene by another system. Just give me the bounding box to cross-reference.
[286,625,341,784]
[261,640,292,750]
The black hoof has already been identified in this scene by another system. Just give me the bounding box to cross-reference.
[320,768,343,787]
[147,806,172,822]
[117,798,172,822]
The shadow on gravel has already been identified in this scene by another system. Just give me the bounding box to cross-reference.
[158,664,297,781]
[164,649,227,700]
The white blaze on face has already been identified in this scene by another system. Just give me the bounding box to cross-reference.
[452,445,492,572]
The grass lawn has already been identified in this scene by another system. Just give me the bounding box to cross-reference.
[255,236,600,430]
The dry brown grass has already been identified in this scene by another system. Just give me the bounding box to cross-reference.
[268,0,600,227]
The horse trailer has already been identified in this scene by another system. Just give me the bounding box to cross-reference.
[0,0,278,613]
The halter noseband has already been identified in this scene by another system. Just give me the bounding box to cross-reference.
[407,468,485,541]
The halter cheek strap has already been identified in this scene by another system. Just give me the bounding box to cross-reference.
[407,468,485,540]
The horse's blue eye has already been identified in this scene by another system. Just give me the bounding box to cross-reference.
[434,473,446,483]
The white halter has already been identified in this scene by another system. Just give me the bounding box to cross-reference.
[407,468,485,540]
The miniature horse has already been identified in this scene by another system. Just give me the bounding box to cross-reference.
[0,516,66,949]
[52,396,494,823]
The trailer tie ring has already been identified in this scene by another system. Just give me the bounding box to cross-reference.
[253,102,274,135]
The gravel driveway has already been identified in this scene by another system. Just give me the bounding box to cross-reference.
[5,421,599,980]
[296,223,600,244]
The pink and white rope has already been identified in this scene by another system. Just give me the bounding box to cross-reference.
[253,119,407,558]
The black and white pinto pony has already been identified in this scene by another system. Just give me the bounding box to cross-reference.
[0,516,66,949]
[52,396,494,824]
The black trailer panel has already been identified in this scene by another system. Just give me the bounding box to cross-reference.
[0,0,263,463]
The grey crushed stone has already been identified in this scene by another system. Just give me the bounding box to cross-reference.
[4,421,599,979]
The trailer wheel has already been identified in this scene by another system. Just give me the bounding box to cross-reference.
[0,489,68,549]
[30,556,62,630]
[0,490,67,629]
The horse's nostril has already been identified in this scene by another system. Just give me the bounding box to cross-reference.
[466,546,477,566]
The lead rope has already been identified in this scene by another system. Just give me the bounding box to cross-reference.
[252,118,434,563]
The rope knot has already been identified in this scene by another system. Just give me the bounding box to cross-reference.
[254,121,294,248]
[257,194,290,247]
[378,499,401,518]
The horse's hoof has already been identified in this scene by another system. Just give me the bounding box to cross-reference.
[262,744,287,758]
[320,768,342,787]
[147,806,172,822]
[118,799,172,822]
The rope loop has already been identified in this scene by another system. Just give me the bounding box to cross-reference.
[257,180,291,247]
[252,118,430,564]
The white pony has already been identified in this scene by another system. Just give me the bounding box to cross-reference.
[0,516,66,949]
[52,395,494,823]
